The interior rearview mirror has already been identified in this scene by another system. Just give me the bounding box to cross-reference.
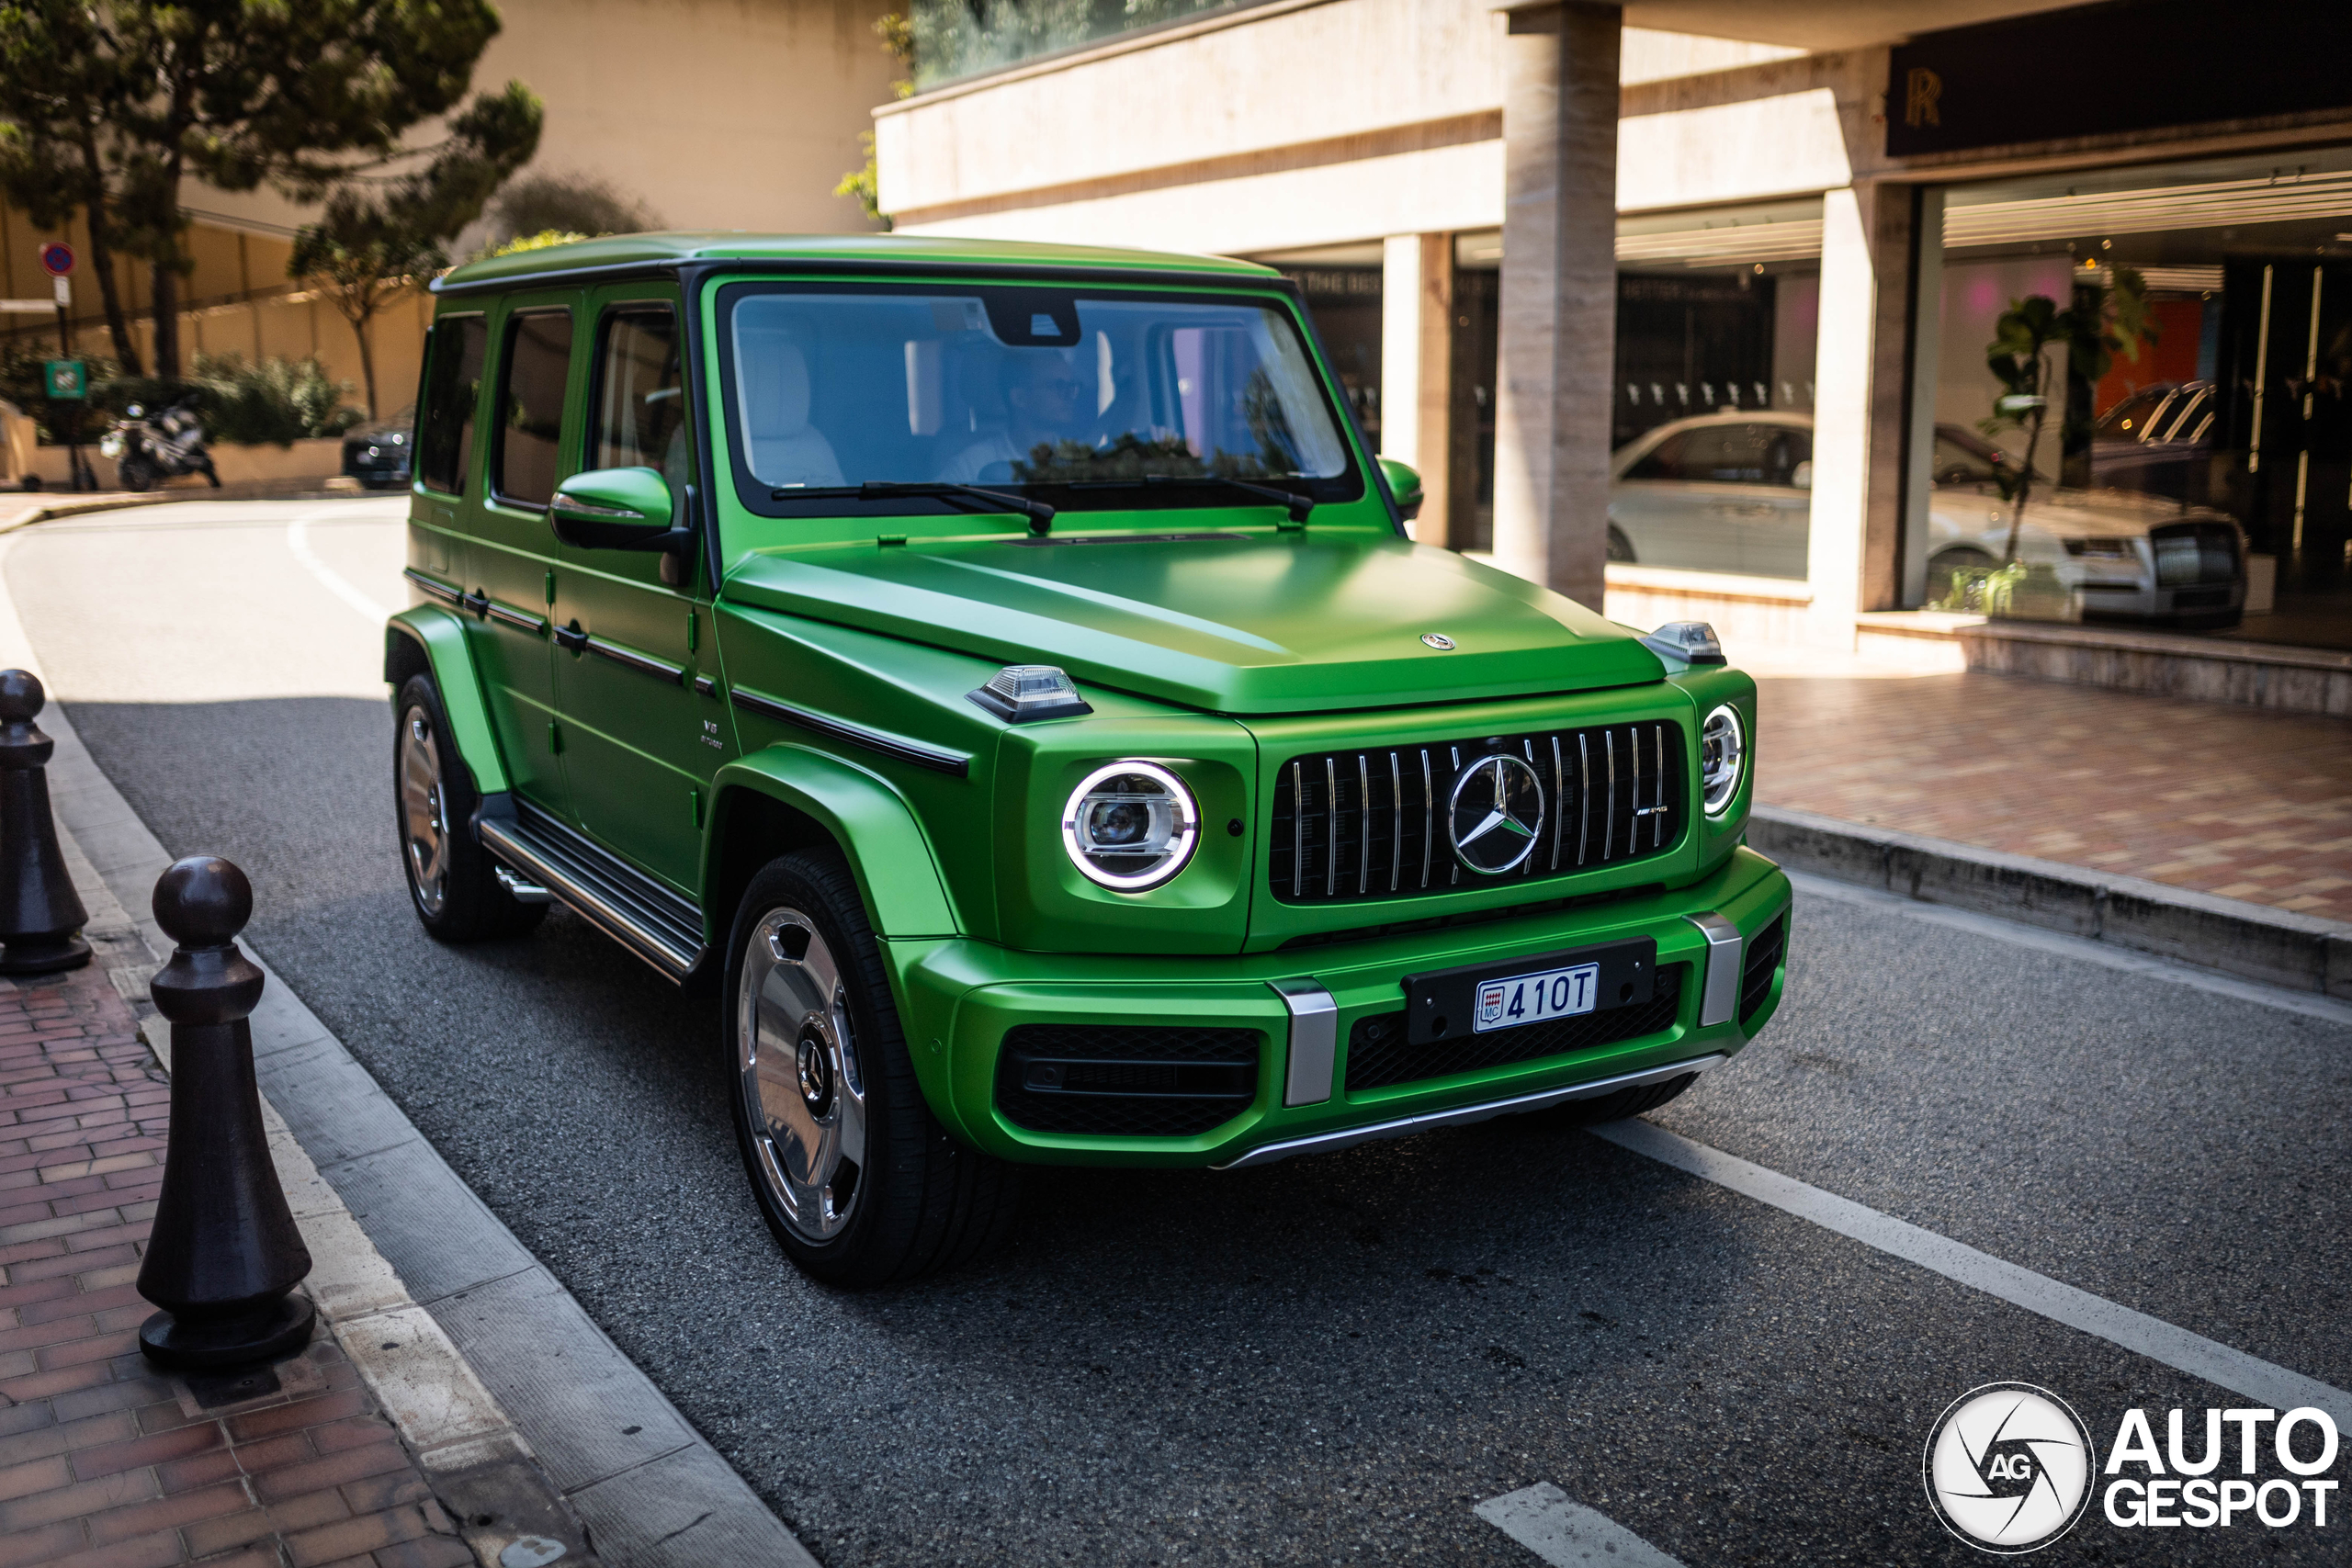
[549,467,680,550]
[1377,457,1423,522]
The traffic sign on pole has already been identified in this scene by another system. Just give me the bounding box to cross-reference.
[38,243,74,277]
[42,361,86,400]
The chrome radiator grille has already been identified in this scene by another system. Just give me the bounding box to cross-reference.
[1268,721,1684,904]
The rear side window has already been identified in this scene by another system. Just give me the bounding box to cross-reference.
[592,309,687,488]
[417,317,487,495]
[495,310,574,506]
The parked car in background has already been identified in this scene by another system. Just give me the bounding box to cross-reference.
[2087,379,2220,502]
[1608,411,2245,626]
[342,405,415,489]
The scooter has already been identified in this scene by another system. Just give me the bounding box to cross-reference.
[100,399,220,491]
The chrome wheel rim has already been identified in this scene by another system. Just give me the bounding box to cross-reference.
[738,908,866,1242]
[398,705,448,917]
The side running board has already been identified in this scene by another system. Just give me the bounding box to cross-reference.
[476,800,707,981]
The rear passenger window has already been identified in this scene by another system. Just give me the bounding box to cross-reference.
[592,309,687,488]
[416,316,487,495]
[495,310,573,506]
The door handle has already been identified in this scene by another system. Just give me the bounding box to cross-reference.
[553,620,588,654]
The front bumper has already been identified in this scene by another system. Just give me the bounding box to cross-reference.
[883,845,1792,1168]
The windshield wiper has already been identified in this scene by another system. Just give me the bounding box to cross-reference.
[771,481,1056,535]
[1068,473,1314,523]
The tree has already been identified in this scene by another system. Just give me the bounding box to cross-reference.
[1980,266,2156,560]
[0,0,534,381]
[290,90,542,415]
[0,6,147,371]
[484,172,656,250]
[834,11,912,229]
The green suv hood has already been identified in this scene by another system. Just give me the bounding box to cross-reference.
[721,533,1664,716]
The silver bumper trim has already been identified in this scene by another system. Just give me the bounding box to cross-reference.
[1687,911,1744,1027]
[1211,1053,1727,1171]
[1267,977,1338,1107]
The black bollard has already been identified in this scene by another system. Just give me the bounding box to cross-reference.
[137,855,315,1369]
[0,670,90,974]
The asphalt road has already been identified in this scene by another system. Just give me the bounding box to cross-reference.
[12,498,2350,1566]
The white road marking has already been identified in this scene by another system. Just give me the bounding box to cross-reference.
[1591,1116,2352,1430]
[1476,1483,1685,1567]
[286,513,394,624]
[1790,868,2352,1030]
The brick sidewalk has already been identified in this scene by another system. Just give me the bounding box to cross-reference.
[0,962,471,1568]
[1758,671,2352,922]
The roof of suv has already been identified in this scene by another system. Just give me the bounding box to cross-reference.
[434,231,1283,294]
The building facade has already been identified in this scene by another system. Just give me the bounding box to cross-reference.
[876,0,2352,656]
[4,0,897,422]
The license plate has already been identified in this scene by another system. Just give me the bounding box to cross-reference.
[1474,962,1600,1033]
[1401,938,1656,1046]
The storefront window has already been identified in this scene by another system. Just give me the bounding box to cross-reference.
[1927,148,2352,645]
[1605,199,1824,581]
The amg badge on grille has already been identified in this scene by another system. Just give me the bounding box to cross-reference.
[1448,754,1545,874]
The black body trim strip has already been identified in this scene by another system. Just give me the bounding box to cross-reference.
[485,602,549,636]
[402,567,463,606]
[729,686,971,777]
[587,637,686,684]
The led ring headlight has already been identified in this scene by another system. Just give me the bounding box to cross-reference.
[1700,704,1745,817]
[1061,761,1199,891]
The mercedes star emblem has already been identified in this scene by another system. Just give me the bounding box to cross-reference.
[1447,753,1545,874]
[1420,632,1456,649]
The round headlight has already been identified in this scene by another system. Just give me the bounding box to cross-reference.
[1061,761,1198,891]
[1700,704,1745,817]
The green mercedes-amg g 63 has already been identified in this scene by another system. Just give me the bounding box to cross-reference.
[385,234,1791,1285]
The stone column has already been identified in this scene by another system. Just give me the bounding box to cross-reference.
[1381,233,1456,545]
[1806,179,1916,642]
[1491,0,1621,609]
[1901,188,1946,608]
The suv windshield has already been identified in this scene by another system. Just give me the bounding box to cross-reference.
[719,284,1354,512]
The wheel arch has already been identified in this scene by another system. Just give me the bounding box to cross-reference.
[707,749,960,947]
[385,608,508,795]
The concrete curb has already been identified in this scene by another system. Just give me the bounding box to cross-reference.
[0,491,176,532]
[1749,803,2352,999]
[0,523,820,1568]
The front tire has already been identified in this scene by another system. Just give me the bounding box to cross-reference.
[117,455,153,492]
[393,674,546,942]
[726,851,1019,1286]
